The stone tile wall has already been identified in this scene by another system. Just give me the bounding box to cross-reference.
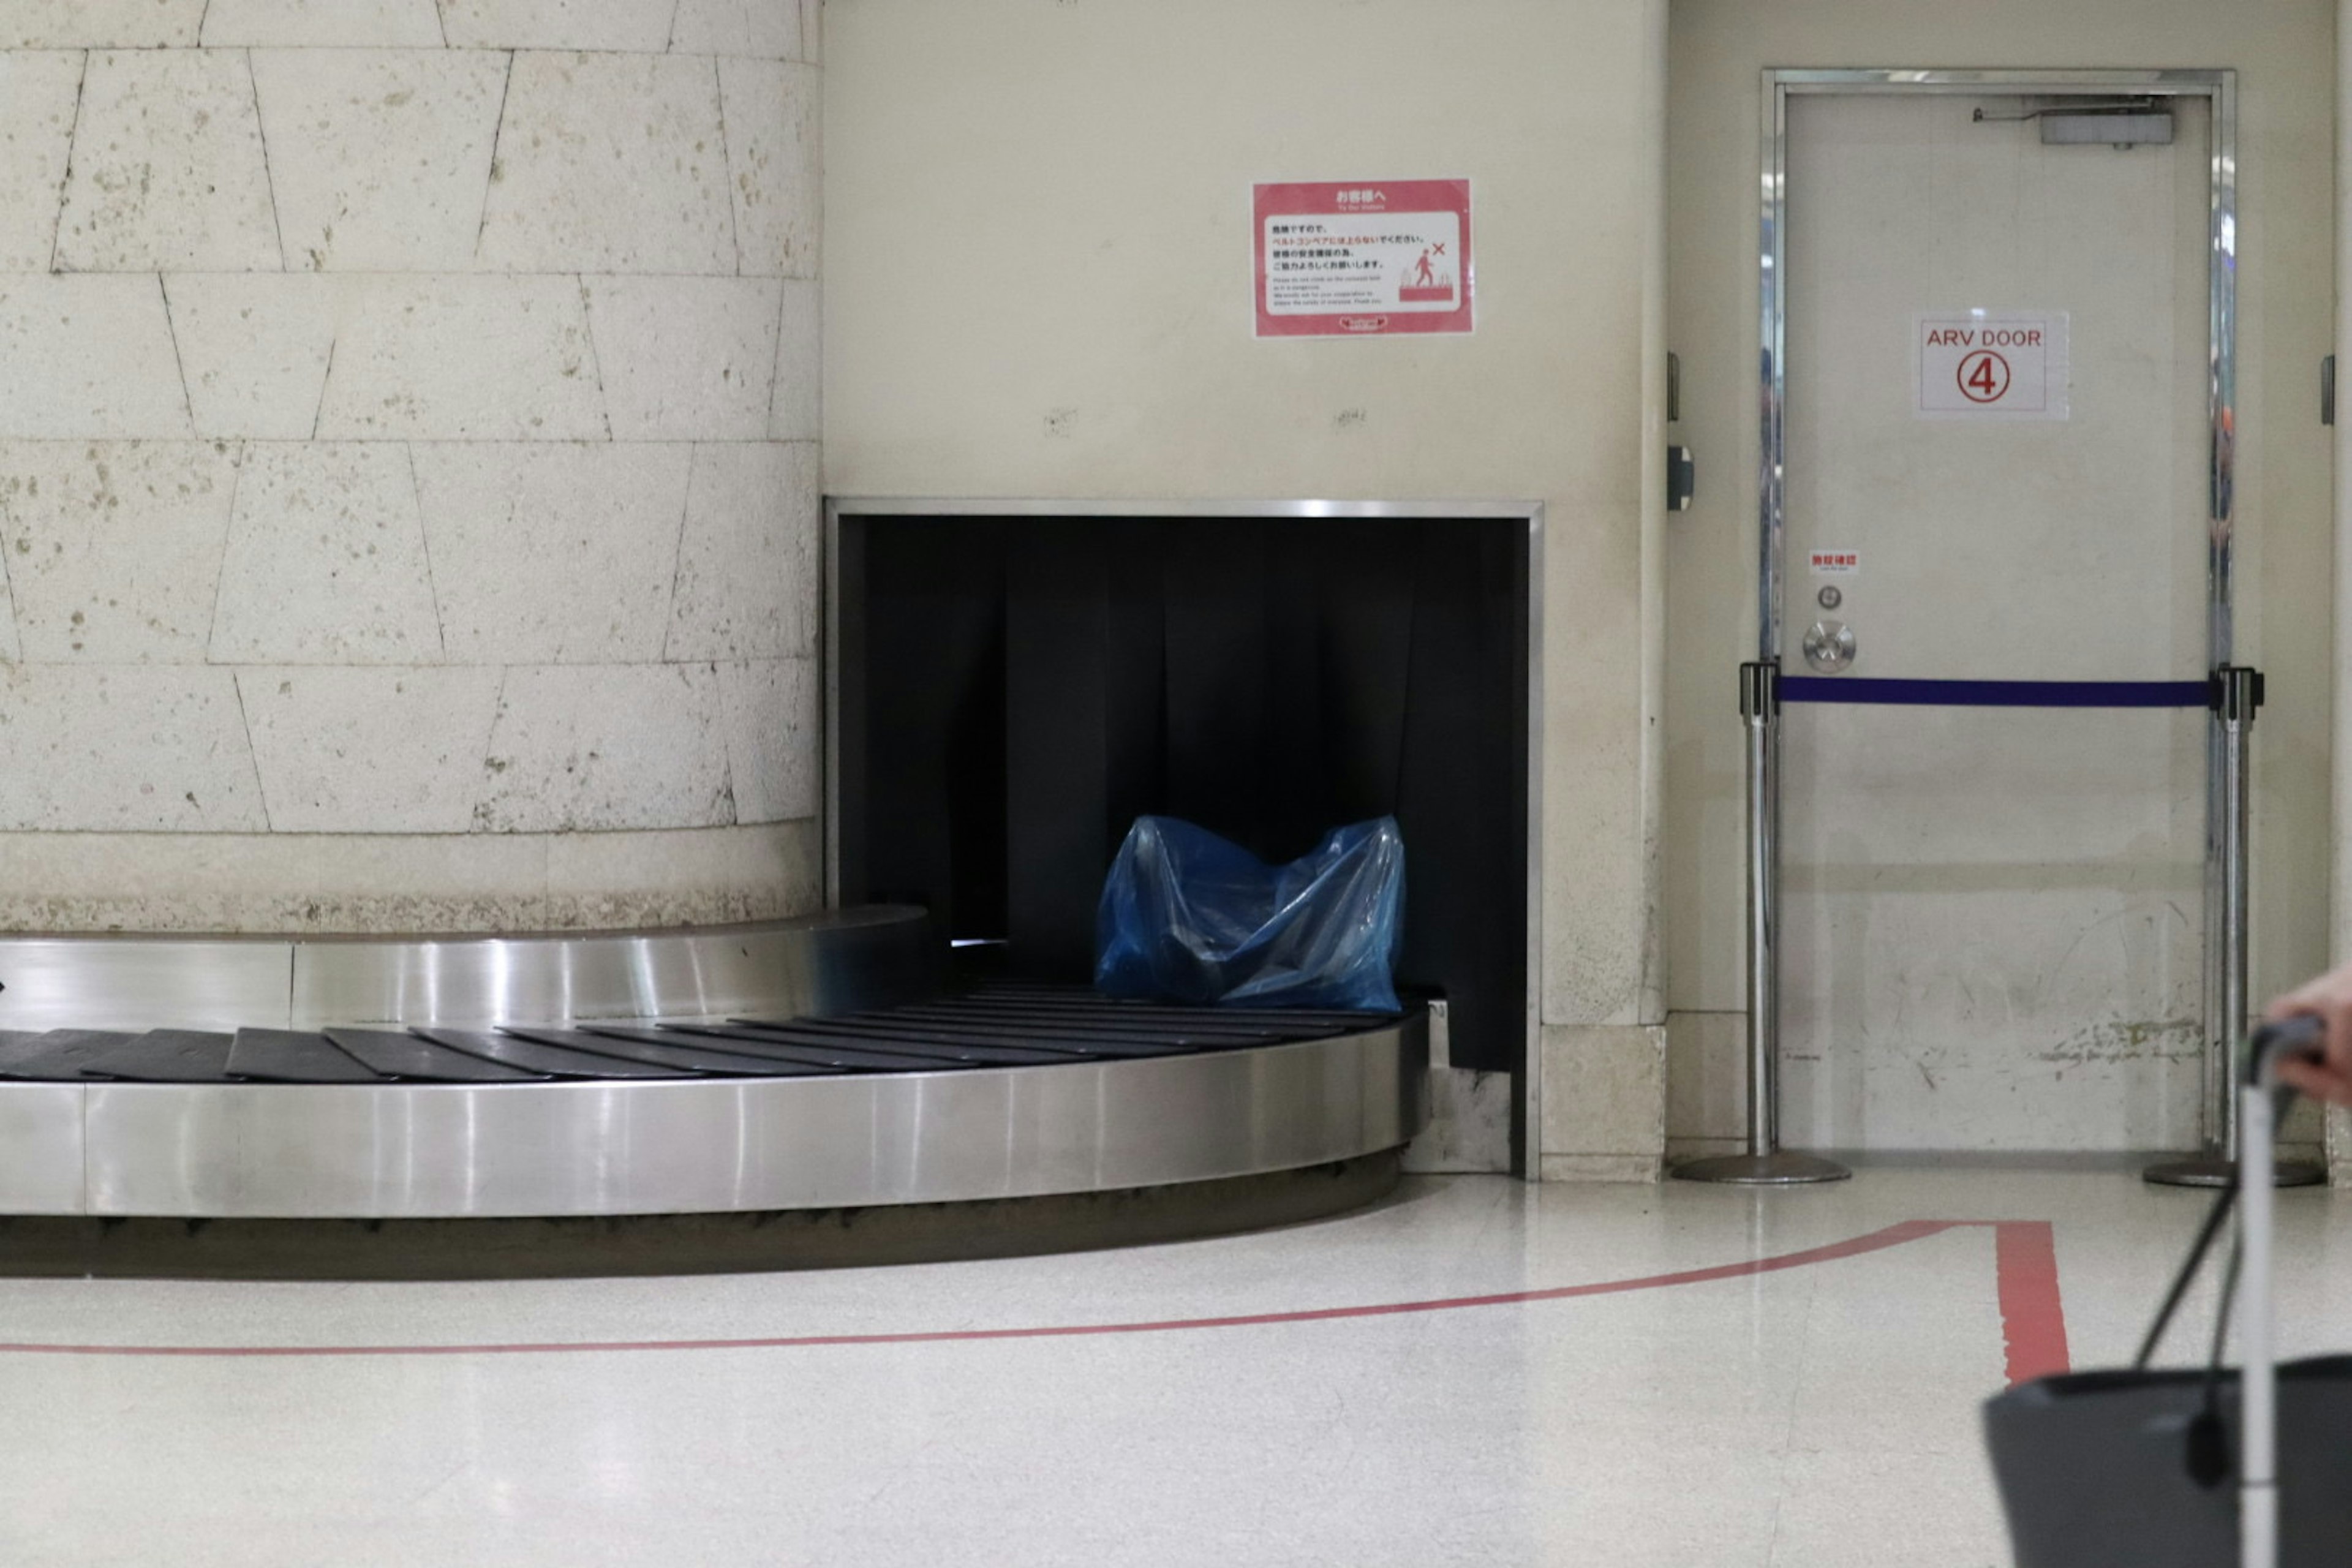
[0,0,821,932]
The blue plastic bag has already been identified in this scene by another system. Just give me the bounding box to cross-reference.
[1094,815,1406,1011]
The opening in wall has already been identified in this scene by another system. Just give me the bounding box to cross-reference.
[827,501,1538,1158]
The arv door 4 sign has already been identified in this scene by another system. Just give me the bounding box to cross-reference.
[1253,180,1474,337]
[1915,311,2071,418]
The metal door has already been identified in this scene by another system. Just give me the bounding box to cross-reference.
[1768,75,2229,1154]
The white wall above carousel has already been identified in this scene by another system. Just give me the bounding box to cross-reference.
[0,0,823,933]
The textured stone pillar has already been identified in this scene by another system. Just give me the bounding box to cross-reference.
[0,0,821,932]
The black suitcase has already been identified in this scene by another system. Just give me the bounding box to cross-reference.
[1985,1358,2352,1566]
[1983,1019,2352,1567]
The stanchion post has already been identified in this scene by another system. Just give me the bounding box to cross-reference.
[1672,663,1849,1185]
[2222,666,2253,1161]
[1746,658,1777,1156]
[2147,668,2323,1188]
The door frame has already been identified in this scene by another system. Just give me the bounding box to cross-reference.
[1756,67,2241,1140]
[1758,68,2236,664]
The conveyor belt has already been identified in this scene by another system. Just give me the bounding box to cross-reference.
[0,989,1409,1085]
[0,982,1427,1221]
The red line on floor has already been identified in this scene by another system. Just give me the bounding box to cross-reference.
[0,1217,2068,1374]
[1992,1220,2071,1383]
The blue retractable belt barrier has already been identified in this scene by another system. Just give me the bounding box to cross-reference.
[1778,677,2212,709]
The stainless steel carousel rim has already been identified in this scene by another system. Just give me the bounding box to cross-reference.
[0,1016,1428,1219]
[0,905,1428,1220]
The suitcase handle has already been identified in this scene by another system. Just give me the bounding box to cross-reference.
[2135,1020,2327,1375]
[2239,1015,2326,1568]
[2247,1014,2326,1082]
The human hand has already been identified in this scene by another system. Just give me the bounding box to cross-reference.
[2264,963,2352,1106]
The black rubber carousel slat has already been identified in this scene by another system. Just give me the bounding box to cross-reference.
[80,1030,237,1083]
[227,1029,383,1084]
[551,1027,845,1077]
[582,1025,934,1073]
[969,979,1398,1012]
[959,990,1400,1027]
[749,1010,1117,1046]
[501,1027,840,1078]
[732,1014,1204,1057]
[737,1028,1089,1066]
[415,1028,695,1080]
[826,1016,1217,1054]
[685,1022,1076,1068]
[748,1013,1273,1055]
[654,1023,1001,1071]
[325,1029,548,1084]
[0,1030,137,1080]
[867,1004,1324,1042]
[916,998,1337,1029]
[948,1003,1390,1034]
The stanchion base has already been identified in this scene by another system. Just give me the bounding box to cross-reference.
[1670,1150,1852,1185]
[2142,1156,2329,1189]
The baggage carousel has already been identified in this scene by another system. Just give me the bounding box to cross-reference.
[0,907,1428,1225]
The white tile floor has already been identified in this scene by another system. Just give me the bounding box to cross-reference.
[3,1169,2349,1566]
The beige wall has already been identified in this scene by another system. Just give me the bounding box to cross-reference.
[0,0,824,934]
[825,0,1673,1177]
[1665,0,2338,1153]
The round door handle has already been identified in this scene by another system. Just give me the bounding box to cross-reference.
[1803,619,1856,673]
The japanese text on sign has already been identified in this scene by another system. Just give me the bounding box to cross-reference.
[1915,311,2070,419]
[1253,180,1473,337]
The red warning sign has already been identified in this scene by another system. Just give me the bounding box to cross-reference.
[1916,312,2069,419]
[1254,180,1474,338]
